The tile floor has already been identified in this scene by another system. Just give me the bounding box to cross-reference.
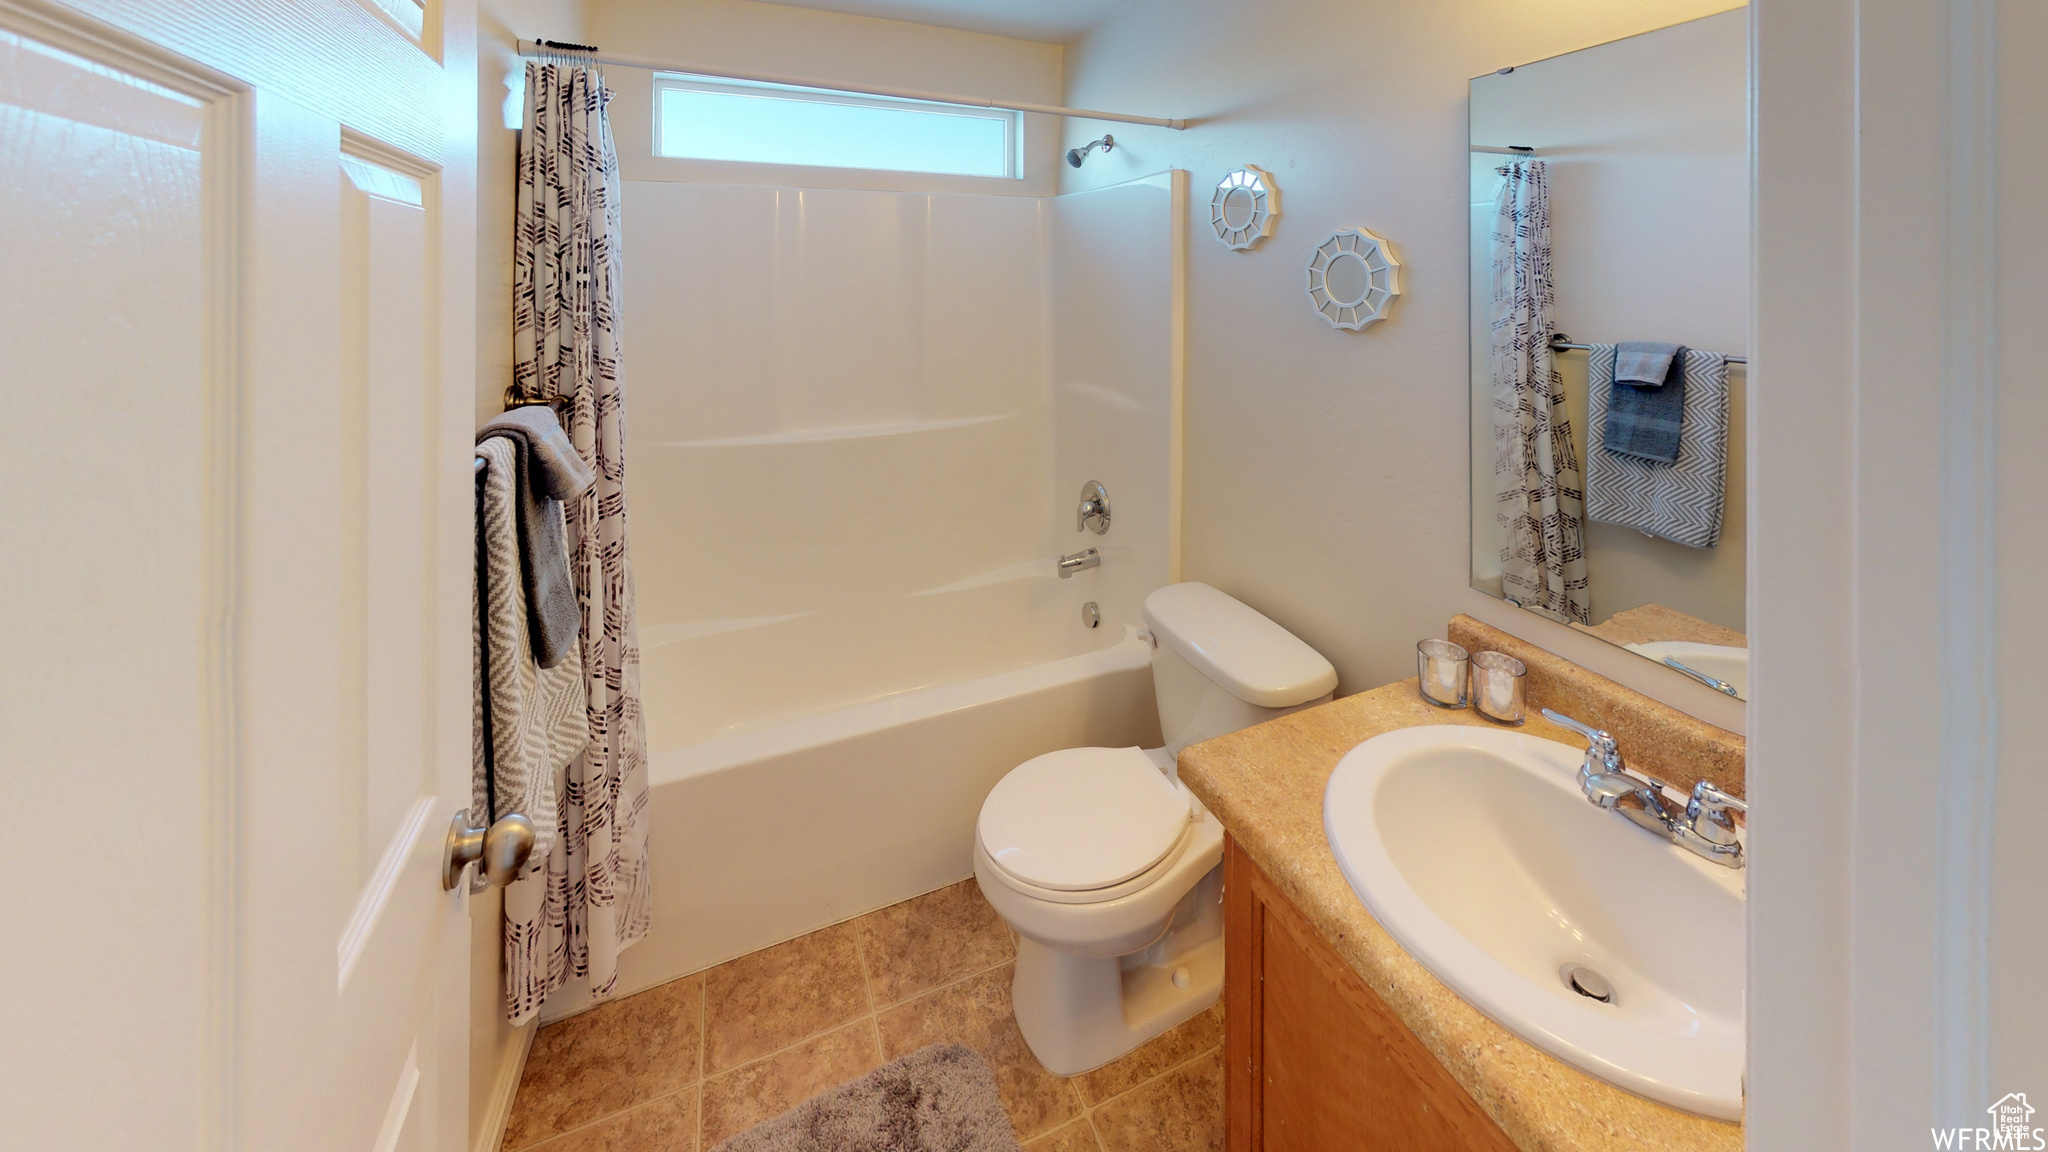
[501,879,1225,1152]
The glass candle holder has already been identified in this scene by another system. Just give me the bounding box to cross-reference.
[1471,651,1528,724]
[1416,639,1470,709]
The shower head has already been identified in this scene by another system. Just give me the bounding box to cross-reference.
[1065,134,1114,168]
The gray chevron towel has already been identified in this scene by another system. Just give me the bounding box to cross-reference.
[473,437,589,875]
[478,406,593,668]
[1586,344,1729,548]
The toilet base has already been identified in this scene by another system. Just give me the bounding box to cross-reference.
[1007,868,1226,1076]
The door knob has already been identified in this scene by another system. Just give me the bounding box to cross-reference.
[443,810,538,891]
[482,813,536,887]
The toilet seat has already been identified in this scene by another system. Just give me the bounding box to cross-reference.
[977,747,1192,901]
[977,823,1194,905]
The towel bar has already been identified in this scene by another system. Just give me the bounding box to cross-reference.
[1549,335,1747,365]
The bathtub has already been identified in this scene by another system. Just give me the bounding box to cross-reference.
[540,624,1162,1020]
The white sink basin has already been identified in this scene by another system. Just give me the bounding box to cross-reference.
[1323,725,1744,1120]
[1625,640,1748,701]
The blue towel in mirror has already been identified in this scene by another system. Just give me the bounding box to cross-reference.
[1604,341,1686,463]
[1614,341,1681,386]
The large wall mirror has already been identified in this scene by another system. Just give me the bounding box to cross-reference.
[1468,9,1750,701]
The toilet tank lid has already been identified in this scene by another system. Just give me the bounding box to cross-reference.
[1142,582,1338,708]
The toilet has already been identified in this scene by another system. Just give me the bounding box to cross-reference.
[974,582,1338,1075]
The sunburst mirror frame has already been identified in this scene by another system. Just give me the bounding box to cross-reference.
[1305,227,1401,330]
[1210,166,1278,250]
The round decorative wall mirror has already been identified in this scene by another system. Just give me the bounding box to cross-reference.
[1210,166,1278,250]
[1305,228,1400,330]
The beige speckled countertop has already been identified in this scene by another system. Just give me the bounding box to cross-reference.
[1177,679,1744,1152]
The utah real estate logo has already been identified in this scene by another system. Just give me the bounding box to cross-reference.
[1933,1094,2045,1150]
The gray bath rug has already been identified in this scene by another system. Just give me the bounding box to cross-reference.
[709,1043,1022,1152]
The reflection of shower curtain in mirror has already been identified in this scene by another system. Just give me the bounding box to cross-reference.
[1489,161,1591,624]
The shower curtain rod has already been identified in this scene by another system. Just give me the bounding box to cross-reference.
[517,38,1189,130]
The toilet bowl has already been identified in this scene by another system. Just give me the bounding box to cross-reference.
[973,582,1337,1075]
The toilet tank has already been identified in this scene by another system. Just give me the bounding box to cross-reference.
[1141,583,1339,756]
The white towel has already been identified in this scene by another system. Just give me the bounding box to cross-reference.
[1584,344,1730,548]
[473,436,588,872]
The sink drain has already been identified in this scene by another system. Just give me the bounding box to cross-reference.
[1561,964,1615,1004]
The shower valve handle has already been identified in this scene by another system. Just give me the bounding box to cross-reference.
[1077,481,1112,534]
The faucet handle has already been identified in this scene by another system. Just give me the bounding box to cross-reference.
[1685,780,1746,846]
[1076,480,1112,535]
[1688,779,1745,812]
[1540,708,1622,772]
[1679,774,1744,828]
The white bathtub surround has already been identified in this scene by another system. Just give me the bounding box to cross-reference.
[507,60,652,1024]
[973,584,1337,1073]
[564,172,1181,1022]
[626,174,1182,752]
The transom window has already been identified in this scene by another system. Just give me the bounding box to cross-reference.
[653,74,1021,179]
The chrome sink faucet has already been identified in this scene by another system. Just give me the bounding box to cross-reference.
[1541,709,1747,869]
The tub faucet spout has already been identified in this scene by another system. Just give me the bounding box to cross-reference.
[1058,548,1101,579]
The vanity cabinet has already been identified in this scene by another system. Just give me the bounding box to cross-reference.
[1224,835,1516,1152]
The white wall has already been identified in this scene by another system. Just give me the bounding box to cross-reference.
[1468,11,1749,637]
[1057,0,1749,727]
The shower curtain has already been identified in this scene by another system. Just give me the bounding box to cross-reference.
[1489,160,1591,625]
[504,58,652,1024]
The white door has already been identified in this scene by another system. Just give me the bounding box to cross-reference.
[0,0,478,1149]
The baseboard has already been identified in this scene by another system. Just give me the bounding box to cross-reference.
[474,1018,537,1152]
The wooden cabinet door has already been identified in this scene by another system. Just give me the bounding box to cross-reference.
[1225,836,1517,1152]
